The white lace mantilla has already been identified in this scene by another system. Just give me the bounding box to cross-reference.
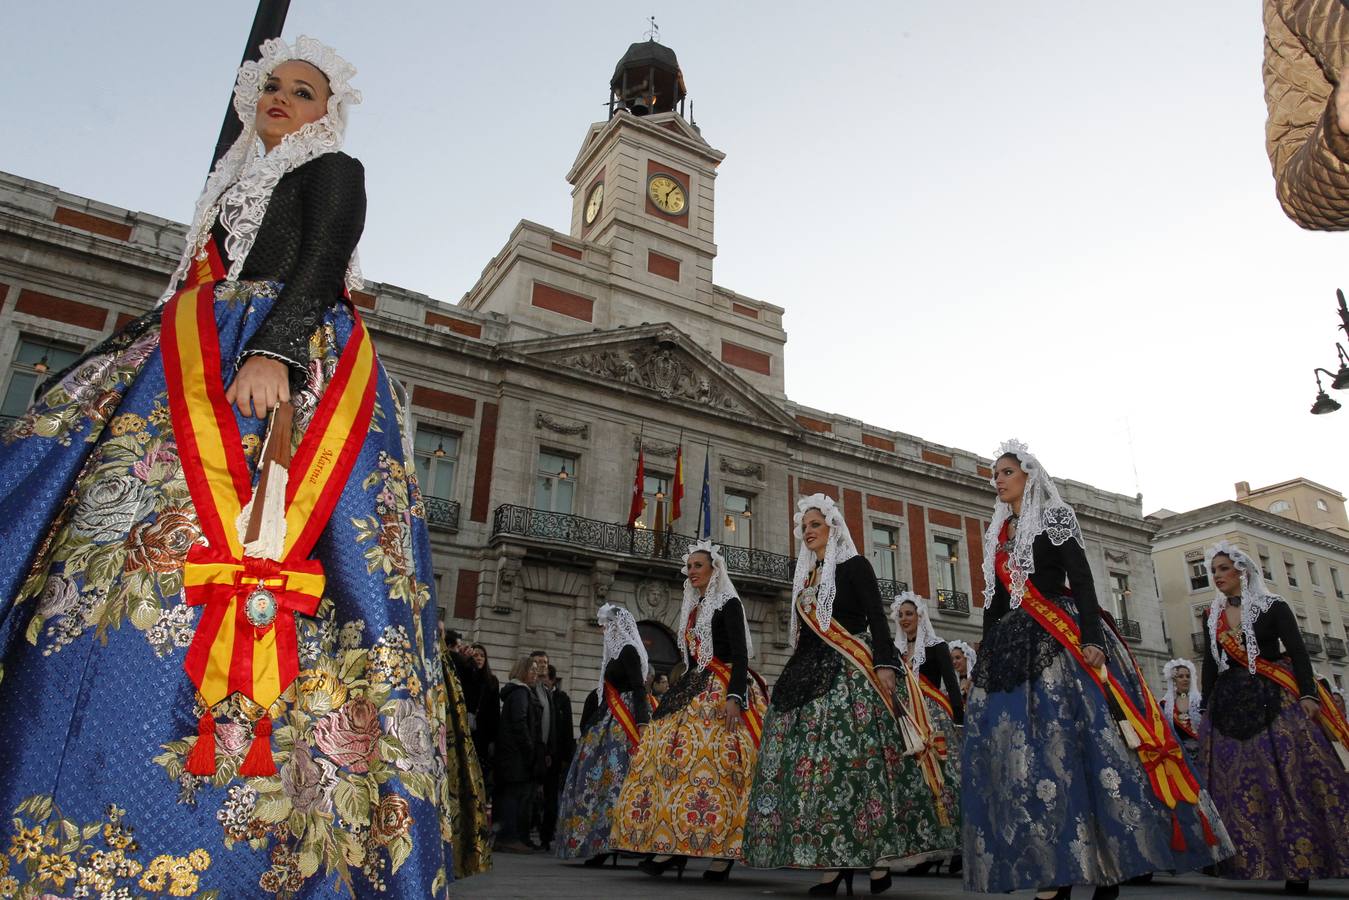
[1161,657,1202,730]
[1205,540,1282,675]
[597,603,650,697]
[678,540,753,672]
[790,493,859,647]
[891,591,942,672]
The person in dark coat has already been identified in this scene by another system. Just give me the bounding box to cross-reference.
[495,655,545,853]
[468,643,500,791]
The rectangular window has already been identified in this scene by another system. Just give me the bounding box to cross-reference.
[1188,561,1209,591]
[1259,551,1275,582]
[638,472,673,531]
[1286,560,1300,589]
[534,450,577,514]
[722,491,753,548]
[931,535,961,592]
[1308,560,1322,588]
[1332,567,1344,600]
[1,336,82,420]
[870,524,899,582]
[1111,572,1131,619]
[412,426,459,500]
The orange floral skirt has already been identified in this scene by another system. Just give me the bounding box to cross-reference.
[608,668,767,859]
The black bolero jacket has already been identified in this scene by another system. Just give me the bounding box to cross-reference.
[1202,600,1317,701]
[654,596,752,718]
[813,555,901,669]
[983,531,1106,651]
[579,645,651,733]
[917,640,965,725]
[212,152,367,376]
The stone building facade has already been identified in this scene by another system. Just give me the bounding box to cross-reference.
[0,42,1179,711]
[1151,479,1349,692]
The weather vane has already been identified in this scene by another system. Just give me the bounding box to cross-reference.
[645,16,659,41]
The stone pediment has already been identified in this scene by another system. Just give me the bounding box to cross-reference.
[501,324,796,430]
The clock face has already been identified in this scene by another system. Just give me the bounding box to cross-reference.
[647,174,687,215]
[584,182,604,225]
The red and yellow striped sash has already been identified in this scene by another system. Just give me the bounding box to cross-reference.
[164,261,377,712]
[1215,614,1349,752]
[706,657,763,748]
[605,682,641,749]
[796,591,899,721]
[918,672,955,721]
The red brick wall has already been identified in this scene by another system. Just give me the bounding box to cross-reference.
[731,302,758,319]
[425,310,483,338]
[647,250,680,281]
[551,242,584,261]
[53,206,131,241]
[454,569,479,619]
[921,448,953,467]
[863,434,895,452]
[114,312,136,331]
[798,479,838,501]
[15,289,106,331]
[469,402,499,523]
[0,284,8,308]
[796,415,831,433]
[721,341,771,376]
[531,283,594,322]
[929,508,961,529]
[843,489,864,554]
[907,503,930,596]
[411,386,477,418]
[965,516,987,606]
[866,494,904,516]
[977,465,992,479]
[350,290,377,310]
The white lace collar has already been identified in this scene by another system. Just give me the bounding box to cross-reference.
[890,591,942,671]
[790,493,858,646]
[678,540,753,672]
[1205,541,1282,675]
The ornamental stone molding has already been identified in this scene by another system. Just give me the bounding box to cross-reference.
[720,457,764,480]
[632,435,680,458]
[1104,548,1130,564]
[535,411,590,439]
[556,345,749,415]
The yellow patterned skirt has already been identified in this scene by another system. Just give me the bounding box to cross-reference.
[609,667,768,859]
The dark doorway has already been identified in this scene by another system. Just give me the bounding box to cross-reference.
[638,619,680,676]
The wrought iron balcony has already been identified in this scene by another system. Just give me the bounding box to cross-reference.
[1303,631,1325,655]
[424,496,460,532]
[876,578,910,599]
[1191,631,1207,653]
[1326,636,1347,659]
[1117,617,1142,642]
[491,504,794,582]
[936,589,970,616]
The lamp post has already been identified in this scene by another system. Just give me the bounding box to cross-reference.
[1307,290,1349,415]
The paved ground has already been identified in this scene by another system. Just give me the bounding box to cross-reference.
[451,853,1349,899]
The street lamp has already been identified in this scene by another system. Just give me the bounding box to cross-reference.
[1307,290,1349,415]
[1312,368,1342,415]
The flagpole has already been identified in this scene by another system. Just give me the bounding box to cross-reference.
[211,0,293,168]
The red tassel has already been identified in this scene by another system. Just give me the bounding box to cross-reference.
[185,713,217,776]
[240,715,276,776]
[1199,810,1218,847]
[1170,812,1187,851]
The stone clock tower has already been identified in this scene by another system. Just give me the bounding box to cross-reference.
[459,39,787,398]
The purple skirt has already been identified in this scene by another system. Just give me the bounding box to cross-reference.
[1197,666,1349,881]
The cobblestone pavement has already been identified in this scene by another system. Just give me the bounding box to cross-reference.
[450,853,1349,899]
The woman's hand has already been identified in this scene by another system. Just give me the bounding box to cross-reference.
[225,356,290,419]
[1301,697,1322,720]
[1083,645,1105,670]
[723,697,743,729]
[877,667,897,699]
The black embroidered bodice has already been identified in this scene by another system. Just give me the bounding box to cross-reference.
[652,597,750,719]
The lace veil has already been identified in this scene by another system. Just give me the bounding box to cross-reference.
[980,438,1084,610]
[790,493,859,647]
[1161,657,1202,728]
[949,639,977,677]
[597,603,650,697]
[161,36,364,303]
[890,591,942,671]
[1205,540,1283,675]
[678,540,753,672]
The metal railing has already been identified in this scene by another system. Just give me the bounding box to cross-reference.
[1191,631,1207,654]
[1117,617,1142,642]
[936,589,970,616]
[424,496,460,532]
[876,578,910,599]
[1303,631,1324,655]
[490,504,794,582]
[1326,636,1347,659]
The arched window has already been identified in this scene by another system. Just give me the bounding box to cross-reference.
[1269,500,1291,514]
[637,619,680,676]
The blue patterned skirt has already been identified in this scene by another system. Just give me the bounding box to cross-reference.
[555,694,636,860]
[0,284,462,897]
[961,603,1232,892]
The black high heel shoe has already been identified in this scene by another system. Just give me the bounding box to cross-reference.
[1092,885,1118,900]
[869,868,892,894]
[808,869,856,896]
[703,859,735,882]
[637,855,687,879]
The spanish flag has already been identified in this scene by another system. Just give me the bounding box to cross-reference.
[671,443,685,522]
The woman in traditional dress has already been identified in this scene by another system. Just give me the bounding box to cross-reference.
[1160,658,1202,758]
[949,639,976,705]
[441,635,493,878]
[742,495,953,896]
[610,540,766,882]
[556,603,650,865]
[891,591,963,876]
[1198,542,1349,894]
[963,441,1231,899]
[0,37,469,897]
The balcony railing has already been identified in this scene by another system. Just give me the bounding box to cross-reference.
[1191,631,1207,654]
[1117,617,1142,642]
[491,504,794,582]
[1303,631,1324,655]
[424,496,460,532]
[876,578,910,599]
[1326,636,1347,659]
[936,589,970,616]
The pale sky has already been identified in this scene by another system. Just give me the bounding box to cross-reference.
[2,2,1345,515]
